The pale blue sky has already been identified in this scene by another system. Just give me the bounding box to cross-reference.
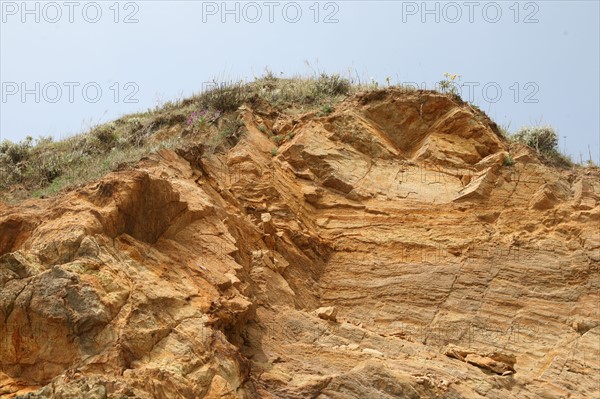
[1,1,599,162]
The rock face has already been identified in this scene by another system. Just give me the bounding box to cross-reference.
[315,306,338,322]
[1,89,599,398]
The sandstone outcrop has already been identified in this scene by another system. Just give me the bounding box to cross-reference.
[1,89,598,398]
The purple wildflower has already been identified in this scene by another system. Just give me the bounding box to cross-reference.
[186,111,198,126]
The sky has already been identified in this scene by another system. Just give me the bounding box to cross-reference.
[1,0,599,163]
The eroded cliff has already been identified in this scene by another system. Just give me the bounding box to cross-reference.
[1,89,599,398]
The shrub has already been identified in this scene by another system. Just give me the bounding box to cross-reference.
[30,153,63,184]
[253,73,354,109]
[543,149,573,168]
[511,125,573,168]
[319,104,333,116]
[261,67,277,81]
[272,135,283,145]
[0,136,33,165]
[92,123,118,151]
[35,135,54,146]
[503,153,515,167]
[0,137,34,185]
[511,125,558,153]
[312,73,351,97]
[119,117,147,147]
[201,81,249,112]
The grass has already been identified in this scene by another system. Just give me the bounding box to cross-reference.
[541,149,574,168]
[272,135,283,145]
[1,72,589,203]
[29,137,183,199]
[1,72,355,201]
[503,153,515,167]
[0,110,186,202]
[319,104,334,116]
[206,117,245,155]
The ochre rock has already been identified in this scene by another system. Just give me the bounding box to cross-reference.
[315,306,338,322]
[1,90,599,398]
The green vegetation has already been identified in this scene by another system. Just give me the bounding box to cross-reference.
[198,80,250,112]
[503,153,515,167]
[0,109,184,201]
[255,72,353,109]
[272,135,283,145]
[207,117,245,154]
[510,125,573,168]
[0,73,365,201]
[498,123,511,138]
[511,126,558,153]
[1,72,591,203]
[438,73,461,98]
[319,104,334,116]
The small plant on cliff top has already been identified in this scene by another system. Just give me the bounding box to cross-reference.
[319,104,333,116]
[200,80,249,112]
[503,153,515,167]
[439,73,461,97]
[511,125,558,153]
[312,73,351,97]
[272,135,283,145]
